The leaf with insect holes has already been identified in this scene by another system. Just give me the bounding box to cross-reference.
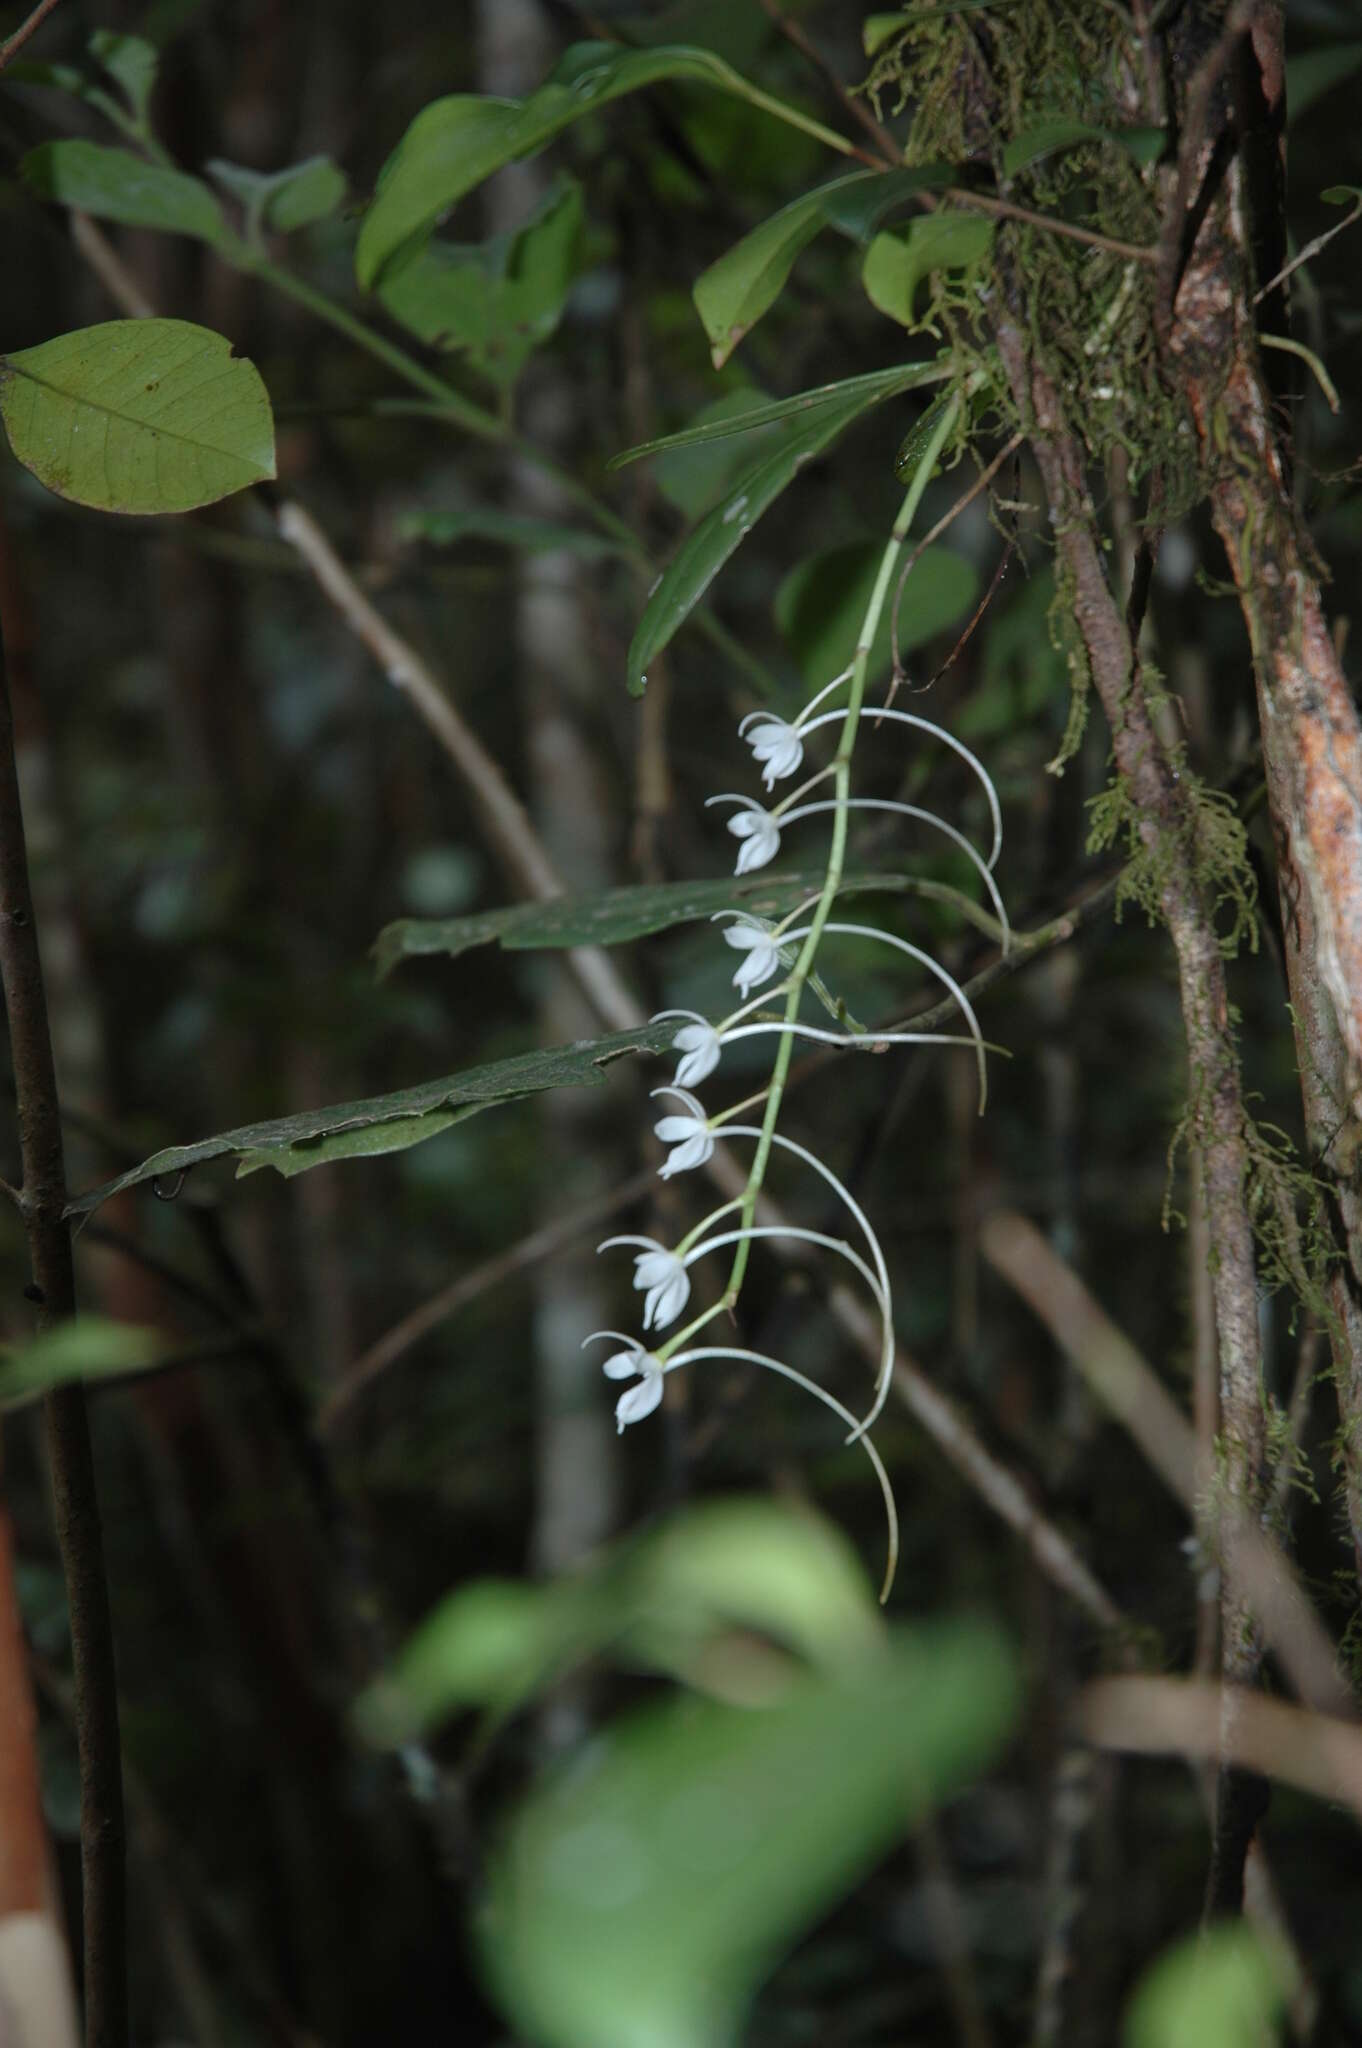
[65,1022,679,1214]
[0,320,275,514]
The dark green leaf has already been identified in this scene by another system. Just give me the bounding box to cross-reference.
[378,177,583,386]
[477,1623,1017,2048]
[693,166,950,368]
[22,140,225,243]
[1002,119,1164,176]
[355,40,838,288]
[0,1318,166,1408]
[775,540,978,683]
[608,360,952,471]
[626,376,924,696]
[1286,42,1362,124]
[65,1022,676,1214]
[374,870,997,975]
[653,390,787,520]
[862,213,995,327]
[0,319,275,514]
[236,1103,491,1180]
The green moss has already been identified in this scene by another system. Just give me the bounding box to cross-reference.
[1086,756,1258,961]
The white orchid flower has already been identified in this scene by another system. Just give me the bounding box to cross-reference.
[651,1086,714,1179]
[715,913,783,995]
[597,1235,691,1330]
[652,1009,722,1089]
[706,794,781,876]
[583,1331,667,1431]
[738,711,803,790]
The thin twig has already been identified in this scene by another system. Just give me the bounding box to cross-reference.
[0,0,65,71]
[980,1210,1352,1718]
[947,186,1156,264]
[754,0,902,165]
[1254,197,1362,305]
[0,607,126,2042]
[886,433,1023,699]
[319,1166,656,1433]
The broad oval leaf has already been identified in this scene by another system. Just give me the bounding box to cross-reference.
[862,214,995,328]
[477,1622,1018,2048]
[775,539,979,684]
[626,372,931,696]
[356,40,825,288]
[22,140,225,243]
[694,166,950,369]
[609,359,952,471]
[0,320,275,514]
[65,1020,678,1214]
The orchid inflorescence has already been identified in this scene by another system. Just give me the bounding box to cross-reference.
[588,397,1004,1600]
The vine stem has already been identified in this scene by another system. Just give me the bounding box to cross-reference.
[0,0,64,70]
[719,392,962,1313]
[0,613,127,2041]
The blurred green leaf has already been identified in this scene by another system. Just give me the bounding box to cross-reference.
[626,376,926,696]
[378,177,584,386]
[356,1578,609,1741]
[398,505,626,557]
[1124,1925,1292,2048]
[862,213,995,327]
[66,1021,677,1214]
[477,1622,1018,2048]
[207,154,347,235]
[0,319,275,514]
[88,30,159,127]
[375,869,995,975]
[693,166,950,368]
[356,40,836,288]
[358,1499,885,1745]
[0,1318,165,1408]
[775,539,978,683]
[1286,41,1362,124]
[609,359,951,471]
[22,141,225,243]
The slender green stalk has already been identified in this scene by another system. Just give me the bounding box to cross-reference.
[717,393,962,1311]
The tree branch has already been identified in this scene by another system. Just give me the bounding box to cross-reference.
[0,612,126,2041]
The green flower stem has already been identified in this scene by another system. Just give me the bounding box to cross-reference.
[718,393,961,1315]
